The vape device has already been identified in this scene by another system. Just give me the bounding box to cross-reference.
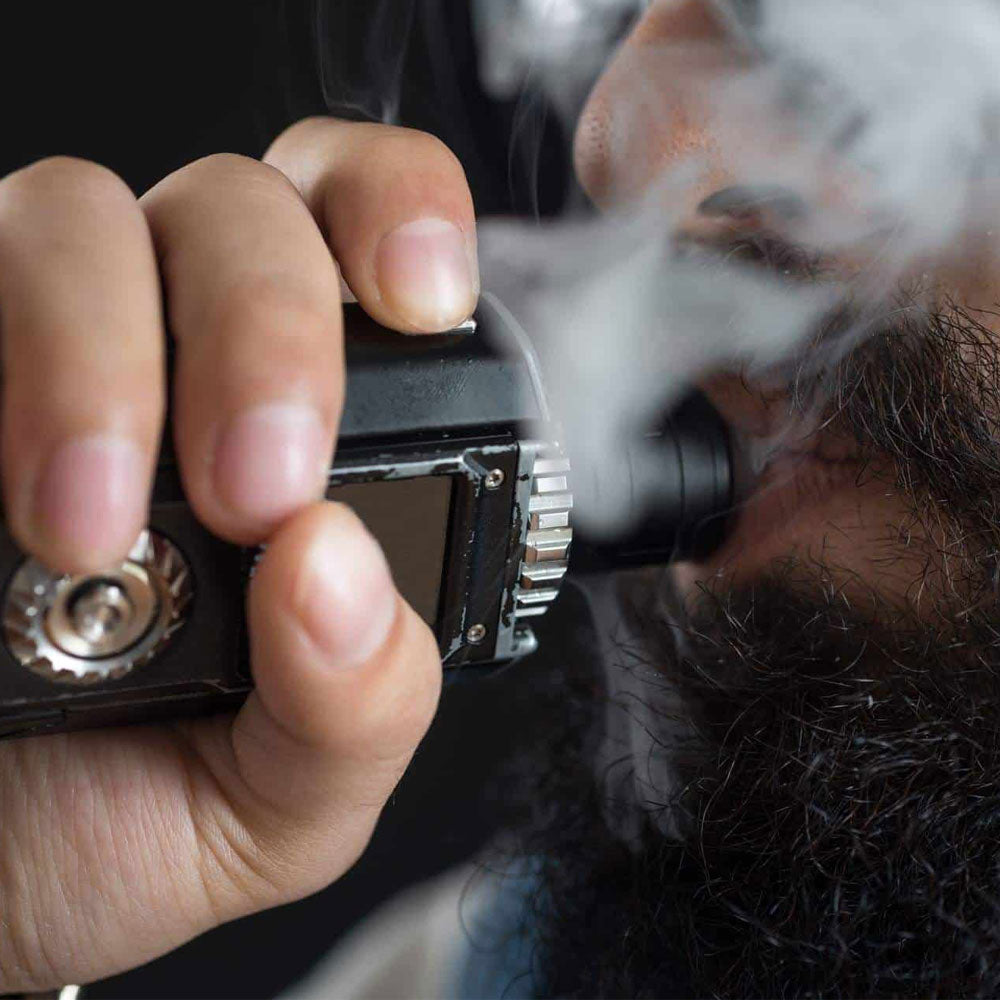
[0,302,733,739]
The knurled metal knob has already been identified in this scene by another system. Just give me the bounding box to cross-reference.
[513,451,573,621]
[2,529,193,685]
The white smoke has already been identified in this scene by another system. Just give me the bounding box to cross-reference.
[752,0,1000,258]
[472,0,644,119]
[482,201,838,534]
[476,0,1000,533]
[314,0,418,123]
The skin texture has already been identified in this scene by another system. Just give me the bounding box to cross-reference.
[0,120,475,991]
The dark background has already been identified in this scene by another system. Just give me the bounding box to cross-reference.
[0,1,577,996]
[0,1,571,213]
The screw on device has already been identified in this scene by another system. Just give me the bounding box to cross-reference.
[466,623,488,645]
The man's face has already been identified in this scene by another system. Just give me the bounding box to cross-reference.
[574,0,1000,611]
[511,3,1000,997]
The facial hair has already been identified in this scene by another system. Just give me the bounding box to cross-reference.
[492,301,1000,999]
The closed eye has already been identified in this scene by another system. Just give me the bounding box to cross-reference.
[673,228,826,282]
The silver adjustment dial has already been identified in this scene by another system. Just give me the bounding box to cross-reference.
[2,530,193,685]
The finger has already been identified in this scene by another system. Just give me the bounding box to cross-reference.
[140,154,343,544]
[0,157,163,573]
[265,118,479,334]
[177,501,442,916]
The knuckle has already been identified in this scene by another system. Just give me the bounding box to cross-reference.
[188,151,277,181]
[365,125,466,178]
[164,152,300,204]
[206,273,339,351]
[192,805,289,917]
[182,751,364,916]
[271,117,463,170]
[402,627,445,737]
[405,127,463,170]
[189,151,259,173]
[0,156,133,215]
[266,115,331,154]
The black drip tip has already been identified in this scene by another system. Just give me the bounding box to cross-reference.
[569,392,736,572]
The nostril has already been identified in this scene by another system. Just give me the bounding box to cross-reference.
[697,184,808,221]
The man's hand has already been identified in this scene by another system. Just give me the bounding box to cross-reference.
[0,118,478,992]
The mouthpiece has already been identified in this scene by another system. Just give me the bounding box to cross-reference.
[569,392,737,571]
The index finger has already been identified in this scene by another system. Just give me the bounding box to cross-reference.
[265,118,479,334]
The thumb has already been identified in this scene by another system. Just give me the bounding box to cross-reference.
[188,500,442,916]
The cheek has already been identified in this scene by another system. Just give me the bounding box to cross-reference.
[678,468,966,619]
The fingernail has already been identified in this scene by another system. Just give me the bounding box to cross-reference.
[214,403,328,525]
[376,218,478,331]
[294,510,397,669]
[34,434,147,565]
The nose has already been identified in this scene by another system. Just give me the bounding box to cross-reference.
[572,0,736,206]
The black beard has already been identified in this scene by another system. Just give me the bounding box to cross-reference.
[501,577,1000,1000]
[491,303,1000,999]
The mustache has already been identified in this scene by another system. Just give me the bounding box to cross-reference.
[829,300,1000,505]
[733,244,1000,556]
[762,273,996,467]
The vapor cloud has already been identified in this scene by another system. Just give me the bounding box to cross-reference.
[478,0,1000,531]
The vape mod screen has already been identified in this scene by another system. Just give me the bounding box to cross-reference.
[325,476,453,627]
